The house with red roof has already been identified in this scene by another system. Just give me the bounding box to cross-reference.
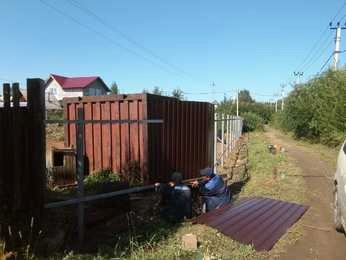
[45,74,110,102]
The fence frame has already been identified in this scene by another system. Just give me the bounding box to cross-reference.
[44,107,163,245]
[213,113,243,167]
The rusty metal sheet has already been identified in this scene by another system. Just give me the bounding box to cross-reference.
[196,197,308,251]
[63,94,214,183]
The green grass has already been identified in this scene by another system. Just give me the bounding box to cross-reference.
[242,132,306,204]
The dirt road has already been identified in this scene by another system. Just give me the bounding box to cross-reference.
[264,128,346,260]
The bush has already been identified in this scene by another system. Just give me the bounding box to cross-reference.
[84,169,120,193]
[242,112,264,132]
[275,69,346,146]
[46,110,63,120]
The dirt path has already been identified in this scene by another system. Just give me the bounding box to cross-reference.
[263,128,346,260]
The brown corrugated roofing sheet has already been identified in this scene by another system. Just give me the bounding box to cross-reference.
[196,197,308,251]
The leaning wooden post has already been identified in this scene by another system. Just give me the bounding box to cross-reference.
[3,83,10,108]
[27,79,46,218]
[76,107,85,246]
[12,83,20,108]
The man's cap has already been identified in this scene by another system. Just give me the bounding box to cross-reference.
[171,171,183,183]
[200,167,213,177]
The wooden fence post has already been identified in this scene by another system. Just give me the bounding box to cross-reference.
[76,107,85,246]
[12,83,21,211]
[3,83,10,108]
[27,78,45,216]
[12,83,20,108]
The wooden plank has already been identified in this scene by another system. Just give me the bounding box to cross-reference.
[101,101,111,170]
[84,102,94,174]
[12,83,20,108]
[3,83,10,108]
[12,99,21,210]
[76,107,85,246]
[27,78,45,216]
[92,102,101,171]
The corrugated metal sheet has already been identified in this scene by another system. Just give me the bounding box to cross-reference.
[196,197,308,251]
[63,94,214,183]
[146,95,214,182]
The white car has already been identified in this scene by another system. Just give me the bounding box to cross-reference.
[334,140,346,232]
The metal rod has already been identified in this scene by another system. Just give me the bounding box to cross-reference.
[221,114,224,166]
[228,115,231,153]
[226,114,229,157]
[44,185,155,209]
[214,113,217,166]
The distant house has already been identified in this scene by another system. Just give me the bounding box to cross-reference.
[45,74,110,102]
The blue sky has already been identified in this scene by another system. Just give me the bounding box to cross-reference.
[0,0,345,102]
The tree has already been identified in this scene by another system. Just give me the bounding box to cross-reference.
[110,82,119,95]
[172,88,184,100]
[152,86,163,95]
[238,89,254,103]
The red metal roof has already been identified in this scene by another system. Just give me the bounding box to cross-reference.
[50,74,100,90]
[196,197,308,251]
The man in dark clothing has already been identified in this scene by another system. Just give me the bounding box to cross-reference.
[192,167,231,212]
[155,172,192,222]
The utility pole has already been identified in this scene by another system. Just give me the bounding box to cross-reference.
[275,100,278,112]
[211,81,216,104]
[281,85,285,111]
[330,22,346,70]
[293,71,304,84]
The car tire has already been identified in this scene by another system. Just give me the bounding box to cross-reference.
[334,187,344,232]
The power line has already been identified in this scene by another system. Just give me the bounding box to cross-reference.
[40,0,179,75]
[66,0,192,79]
[296,2,346,72]
[319,52,335,72]
[300,33,333,72]
[303,39,333,73]
[320,49,346,72]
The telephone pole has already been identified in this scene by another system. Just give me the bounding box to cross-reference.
[330,22,346,70]
[211,81,216,104]
[281,85,285,111]
[293,71,304,84]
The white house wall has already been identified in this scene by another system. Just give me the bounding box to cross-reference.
[45,80,65,101]
[45,78,108,101]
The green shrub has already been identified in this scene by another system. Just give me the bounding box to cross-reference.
[275,69,346,146]
[46,110,63,120]
[84,169,120,193]
[242,112,264,132]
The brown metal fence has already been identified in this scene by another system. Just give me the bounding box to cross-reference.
[63,94,214,183]
[0,79,46,221]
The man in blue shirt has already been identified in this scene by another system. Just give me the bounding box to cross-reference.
[192,167,231,212]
